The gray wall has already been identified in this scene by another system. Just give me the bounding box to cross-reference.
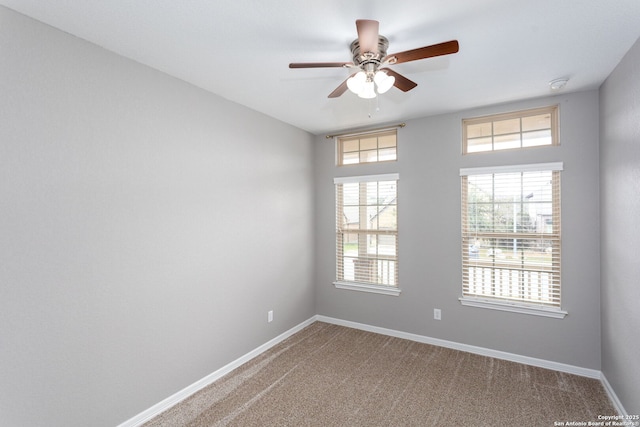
[0,7,315,427]
[600,36,640,415]
[315,90,603,370]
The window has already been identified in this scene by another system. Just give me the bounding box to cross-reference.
[334,174,399,296]
[463,106,558,154]
[337,129,397,165]
[460,163,565,318]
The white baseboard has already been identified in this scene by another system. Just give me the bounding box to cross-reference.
[315,315,602,379]
[116,316,317,427]
[119,314,627,426]
[600,373,628,416]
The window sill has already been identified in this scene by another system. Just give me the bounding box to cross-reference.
[459,297,567,318]
[333,281,401,296]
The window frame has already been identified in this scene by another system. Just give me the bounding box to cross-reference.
[459,163,566,318]
[462,105,559,154]
[337,129,398,166]
[333,173,400,296]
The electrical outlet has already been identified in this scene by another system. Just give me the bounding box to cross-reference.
[268,310,273,323]
[434,308,441,320]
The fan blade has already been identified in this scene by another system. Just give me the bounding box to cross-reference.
[289,62,352,68]
[386,40,459,64]
[380,68,418,92]
[328,73,357,98]
[356,19,379,54]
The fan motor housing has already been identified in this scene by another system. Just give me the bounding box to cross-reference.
[350,36,389,66]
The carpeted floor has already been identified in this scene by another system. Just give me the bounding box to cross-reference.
[143,321,616,426]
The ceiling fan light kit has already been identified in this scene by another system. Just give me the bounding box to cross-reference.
[289,19,459,99]
[347,70,395,98]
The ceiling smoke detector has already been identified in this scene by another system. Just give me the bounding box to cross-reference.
[549,78,569,91]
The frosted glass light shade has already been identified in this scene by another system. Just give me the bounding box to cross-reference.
[347,72,366,94]
[358,81,376,99]
[374,71,395,94]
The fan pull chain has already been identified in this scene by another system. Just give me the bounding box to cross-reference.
[367,95,381,118]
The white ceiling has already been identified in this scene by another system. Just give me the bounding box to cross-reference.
[2,0,640,135]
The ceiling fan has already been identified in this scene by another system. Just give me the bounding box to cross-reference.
[289,19,459,99]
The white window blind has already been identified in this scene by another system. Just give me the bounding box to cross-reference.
[460,163,562,310]
[335,174,398,290]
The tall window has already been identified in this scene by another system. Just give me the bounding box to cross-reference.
[460,163,565,317]
[337,129,397,165]
[463,105,558,154]
[334,174,399,296]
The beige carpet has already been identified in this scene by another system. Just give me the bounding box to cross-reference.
[143,322,616,426]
